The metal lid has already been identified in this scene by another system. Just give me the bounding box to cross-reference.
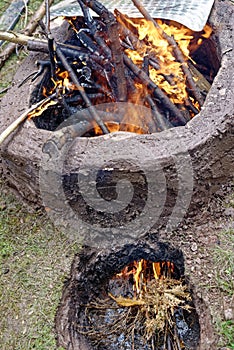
[50,0,215,31]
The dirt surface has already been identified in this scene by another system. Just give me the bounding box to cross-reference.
[157,182,234,349]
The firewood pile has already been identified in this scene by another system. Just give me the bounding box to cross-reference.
[0,0,215,139]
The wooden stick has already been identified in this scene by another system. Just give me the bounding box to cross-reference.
[131,0,204,107]
[78,0,127,102]
[115,9,145,52]
[36,20,109,134]
[141,54,171,131]
[105,19,127,102]
[0,30,109,67]
[145,95,172,131]
[0,30,47,46]
[0,94,56,146]
[188,60,211,95]
[56,46,109,134]
[45,0,51,33]
[0,0,29,47]
[37,19,57,79]
[0,0,54,69]
[77,0,111,59]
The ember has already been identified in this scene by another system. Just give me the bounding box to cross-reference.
[28,0,217,134]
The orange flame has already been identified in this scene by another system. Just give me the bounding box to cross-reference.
[124,18,212,109]
[51,69,78,94]
[115,259,175,295]
[43,67,82,97]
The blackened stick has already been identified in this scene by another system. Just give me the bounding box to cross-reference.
[77,0,127,102]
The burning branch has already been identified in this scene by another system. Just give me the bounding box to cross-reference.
[123,54,188,125]
[145,95,173,130]
[0,94,57,146]
[131,0,204,107]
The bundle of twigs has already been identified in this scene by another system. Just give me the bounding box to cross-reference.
[79,277,192,349]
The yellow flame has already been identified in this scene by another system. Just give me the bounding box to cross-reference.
[28,99,57,119]
[115,260,175,296]
[152,262,160,280]
[47,69,78,95]
[134,259,143,293]
[125,18,212,109]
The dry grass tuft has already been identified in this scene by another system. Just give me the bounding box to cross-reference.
[81,277,192,348]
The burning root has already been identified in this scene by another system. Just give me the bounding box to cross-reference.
[78,277,192,349]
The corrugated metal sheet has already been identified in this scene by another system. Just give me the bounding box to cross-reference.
[50,0,215,31]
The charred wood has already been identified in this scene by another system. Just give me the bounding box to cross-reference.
[40,20,57,79]
[76,29,100,55]
[55,45,109,134]
[78,0,127,101]
[77,0,112,60]
[18,59,51,87]
[66,92,106,104]
[142,55,149,75]
[0,30,113,69]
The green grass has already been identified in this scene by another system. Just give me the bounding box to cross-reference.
[0,0,35,94]
[218,320,234,349]
[0,0,13,13]
[0,180,79,349]
[212,228,234,348]
[213,229,234,297]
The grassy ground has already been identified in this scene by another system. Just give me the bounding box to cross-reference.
[212,228,234,348]
[0,179,79,350]
[0,5,80,348]
[0,0,44,94]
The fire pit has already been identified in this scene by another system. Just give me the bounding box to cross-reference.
[0,0,233,210]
